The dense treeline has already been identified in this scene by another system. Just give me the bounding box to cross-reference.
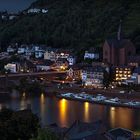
[0,0,140,52]
[0,109,40,140]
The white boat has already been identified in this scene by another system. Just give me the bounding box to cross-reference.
[96,95,106,101]
[109,97,120,102]
[124,101,138,106]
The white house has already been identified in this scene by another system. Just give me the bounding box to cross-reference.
[67,55,76,65]
[42,9,48,13]
[7,46,16,53]
[4,63,19,73]
[44,48,56,61]
[56,50,70,59]
[84,51,99,60]
[81,66,104,88]
[27,8,41,13]
[17,47,26,54]
[35,50,45,58]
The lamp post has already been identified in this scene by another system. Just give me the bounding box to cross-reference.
[5,71,8,92]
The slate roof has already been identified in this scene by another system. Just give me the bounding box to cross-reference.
[107,128,134,139]
[106,39,132,48]
[64,120,106,140]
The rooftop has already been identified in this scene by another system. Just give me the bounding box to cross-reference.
[107,127,134,139]
[106,39,133,48]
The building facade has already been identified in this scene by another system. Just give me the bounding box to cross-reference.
[111,66,132,81]
[81,66,105,88]
[103,22,136,66]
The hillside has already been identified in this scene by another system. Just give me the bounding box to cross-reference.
[0,0,140,52]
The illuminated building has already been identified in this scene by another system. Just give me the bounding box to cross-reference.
[4,63,20,73]
[67,65,82,80]
[67,55,76,66]
[112,66,132,81]
[44,48,56,61]
[81,66,105,88]
[55,58,69,71]
[56,50,70,59]
[84,50,99,60]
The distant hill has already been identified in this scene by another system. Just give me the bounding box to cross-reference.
[0,0,140,52]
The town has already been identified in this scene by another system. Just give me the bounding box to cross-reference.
[0,0,140,140]
[0,22,140,91]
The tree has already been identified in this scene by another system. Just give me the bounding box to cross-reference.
[30,128,59,140]
[0,108,40,140]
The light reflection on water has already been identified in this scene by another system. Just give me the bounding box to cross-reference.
[84,102,89,122]
[110,107,133,129]
[59,98,67,126]
[0,92,140,130]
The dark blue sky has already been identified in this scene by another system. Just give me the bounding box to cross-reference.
[0,0,36,13]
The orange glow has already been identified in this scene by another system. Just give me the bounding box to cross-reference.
[59,99,67,126]
[40,93,45,118]
[23,92,26,98]
[110,107,116,128]
[20,92,26,110]
[41,93,45,104]
[110,107,133,129]
[84,102,89,122]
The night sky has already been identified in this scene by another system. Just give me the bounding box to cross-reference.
[0,0,36,13]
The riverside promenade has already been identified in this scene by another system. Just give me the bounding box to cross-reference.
[45,84,140,101]
[45,85,140,109]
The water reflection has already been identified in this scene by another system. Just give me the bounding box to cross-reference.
[40,93,45,123]
[110,107,116,128]
[59,99,67,126]
[23,92,26,98]
[20,92,26,110]
[40,93,45,104]
[84,102,89,122]
[0,93,140,130]
[109,107,133,129]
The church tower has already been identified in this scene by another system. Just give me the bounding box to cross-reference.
[117,20,122,40]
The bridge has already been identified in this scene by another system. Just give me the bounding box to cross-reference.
[0,71,66,78]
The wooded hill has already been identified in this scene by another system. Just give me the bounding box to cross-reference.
[0,0,139,52]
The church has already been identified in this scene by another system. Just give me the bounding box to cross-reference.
[103,21,136,66]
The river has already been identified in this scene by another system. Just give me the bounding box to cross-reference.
[0,92,140,131]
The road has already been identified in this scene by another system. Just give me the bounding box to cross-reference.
[0,71,66,78]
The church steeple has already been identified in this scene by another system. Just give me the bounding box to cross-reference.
[117,20,122,40]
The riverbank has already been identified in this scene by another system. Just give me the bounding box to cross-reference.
[56,93,140,109]
[44,84,140,109]
[45,84,140,100]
